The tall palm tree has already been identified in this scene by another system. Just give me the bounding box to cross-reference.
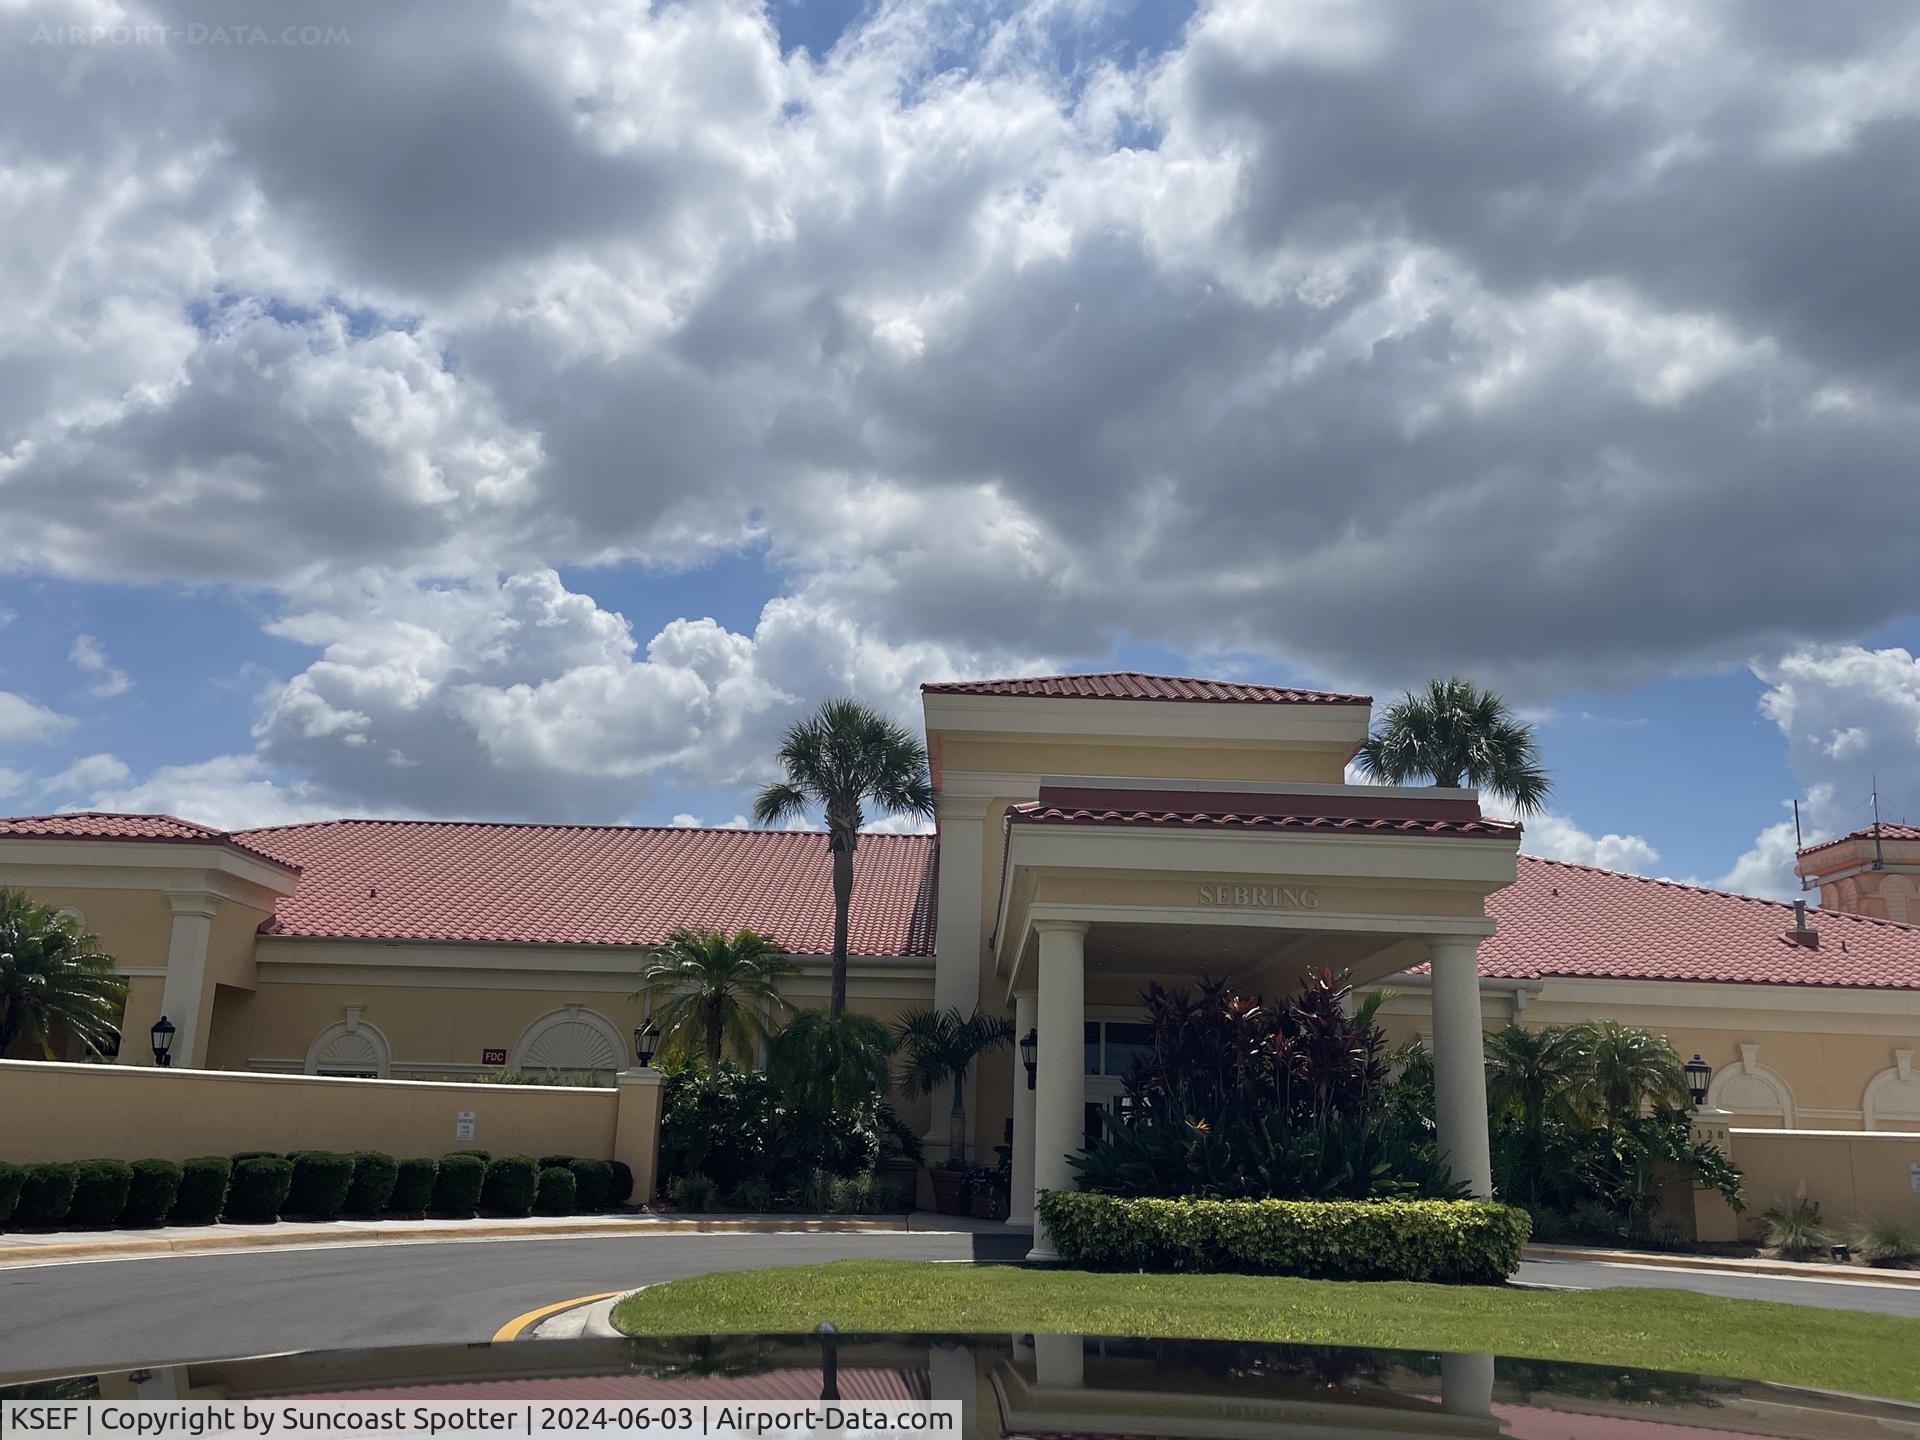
[1580,1020,1689,1124]
[753,698,935,1015]
[1354,677,1551,815]
[893,1006,1014,1166]
[0,889,126,1058]
[634,927,795,1067]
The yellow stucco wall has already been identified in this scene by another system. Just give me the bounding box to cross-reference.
[25,885,173,971]
[1726,1129,1920,1236]
[0,1059,619,1164]
[936,737,1351,787]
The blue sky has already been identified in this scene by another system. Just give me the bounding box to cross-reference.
[4,0,1919,899]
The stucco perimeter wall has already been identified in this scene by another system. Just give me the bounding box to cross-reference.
[1727,1128,1920,1236]
[0,1059,620,1165]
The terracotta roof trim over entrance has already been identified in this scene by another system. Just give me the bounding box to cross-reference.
[1796,822,1920,859]
[1007,802,1521,840]
[921,670,1371,705]
[0,811,300,871]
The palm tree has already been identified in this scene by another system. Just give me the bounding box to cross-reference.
[893,1006,1014,1166]
[767,1009,894,1117]
[1581,1020,1689,1124]
[634,927,795,1068]
[1354,677,1551,815]
[753,698,935,1015]
[1485,1024,1591,1135]
[0,889,126,1058]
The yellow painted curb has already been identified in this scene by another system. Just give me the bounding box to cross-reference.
[0,1214,917,1268]
[492,1290,626,1342]
[1524,1244,1920,1287]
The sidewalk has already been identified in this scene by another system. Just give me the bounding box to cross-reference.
[1523,1241,1920,1288]
[0,1210,1017,1267]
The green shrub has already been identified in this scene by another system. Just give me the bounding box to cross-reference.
[447,1149,492,1163]
[537,1154,576,1170]
[608,1160,635,1207]
[14,1163,78,1226]
[388,1158,438,1215]
[169,1157,231,1225]
[0,1162,26,1226]
[480,1157,539,1217]
[344,1153,399,1217]
[668,1173,716,1213]
[798,1168,836,1213]
[568,1159,613,1211]
[223,1157,293,1224]
[430,1153,487,1216]
[1567,1199,1625,1244]
[725,1176,774,1212]
[830,1174,883,1215]
[1035,1193,1532,1285]
[284,1152,356,1219]
[534,1166,577,1215]
[229,1151,283,1166]
[121,1160,184,1228]
[1761,1189,1831,1261]
[1852,1214,1920,1267]
[68,1160,134,1227]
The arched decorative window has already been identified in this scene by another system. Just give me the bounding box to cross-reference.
[54,906,86,932]
[1706,1043,1796,1127]
[1836,878,1860,914]
[1879,875,1914,925]
[305,1009,391,1078]
[510,1005,626,1080]
[1864,1051,1920,1132]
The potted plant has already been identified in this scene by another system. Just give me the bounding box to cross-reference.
[966,1163,1009,1221]
[893,1006,1014,1216]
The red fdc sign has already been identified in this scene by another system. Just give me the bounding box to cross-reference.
[481,1047,508,1066]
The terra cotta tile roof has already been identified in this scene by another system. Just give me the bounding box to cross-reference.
[921,670,1370,704]
[1795,822,1920,859]
[0,811,298,870]
[1479,855,1920,990]
[236,819,937,955]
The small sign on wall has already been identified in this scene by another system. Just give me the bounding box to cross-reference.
[1910,1161,1920,1195]
[481,1048,507,1066]
[455,1110,476,1141]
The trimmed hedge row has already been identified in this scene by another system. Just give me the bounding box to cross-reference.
[1035,1193,1532,1285]
[0,1150,635,1232]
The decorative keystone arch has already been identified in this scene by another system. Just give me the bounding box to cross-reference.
[1706,1043,1796,1127]
[304,1007,391,1077]
[1864,1050,1920,1132]
[510,1004,626,1077]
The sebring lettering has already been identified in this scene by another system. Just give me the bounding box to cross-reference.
[1197,883,1322,909]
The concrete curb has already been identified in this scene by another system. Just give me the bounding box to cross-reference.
[1523,1243,1920,1288]
[530,1293,630,1340]
[0,1214,948,1268]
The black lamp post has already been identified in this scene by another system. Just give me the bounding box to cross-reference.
[633,1019,659,1068]
[1683,1053,1712,1107]
[149,1015,177,1068]
[1020,1028,1038,1091]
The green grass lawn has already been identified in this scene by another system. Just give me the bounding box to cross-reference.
[612,1260,1920,1403]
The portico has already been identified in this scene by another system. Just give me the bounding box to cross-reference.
[984,782,1520,1257]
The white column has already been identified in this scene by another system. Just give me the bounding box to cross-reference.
[1032,1333,1085,1389]
[1439,1352,1494,1417]
[1008,989,1037,1230]
[1428,934,1493,1198]
[159,892,222,1069]
[1028,920,1086,1262]
[929,799,988,1160]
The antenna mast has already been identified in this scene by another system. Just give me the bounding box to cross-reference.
[1872,778,1886,871]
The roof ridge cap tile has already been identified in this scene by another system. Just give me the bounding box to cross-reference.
[1518,852,1905,924]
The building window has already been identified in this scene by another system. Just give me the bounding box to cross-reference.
[305,1017,392,1078]
[1082,1020,1154,1077]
